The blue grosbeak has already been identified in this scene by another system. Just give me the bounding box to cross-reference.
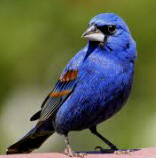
[7,13,137,155]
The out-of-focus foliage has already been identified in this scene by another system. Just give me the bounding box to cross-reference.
[0,0,156,154]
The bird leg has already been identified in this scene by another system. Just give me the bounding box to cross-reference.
[63,135,74,157]
[90,126,118,152]
[63,135,86,157]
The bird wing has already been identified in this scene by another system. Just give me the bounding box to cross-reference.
[30,48,87,122]
[40,69,78,121]
[30,69,78,122]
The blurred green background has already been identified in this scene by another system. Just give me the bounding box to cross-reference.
[0,0,156,154]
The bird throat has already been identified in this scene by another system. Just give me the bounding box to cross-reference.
[83,37,108,61]
[83,41,98,61]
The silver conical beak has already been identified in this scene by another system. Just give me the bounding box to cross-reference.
[82,25,105,42]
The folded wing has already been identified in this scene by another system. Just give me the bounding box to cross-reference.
[30,70,78,124]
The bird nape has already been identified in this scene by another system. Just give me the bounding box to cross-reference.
[7,13,137,156]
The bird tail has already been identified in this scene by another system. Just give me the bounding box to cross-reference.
[7,121,55,154]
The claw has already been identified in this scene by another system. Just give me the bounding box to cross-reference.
[64,146,86,157]
[94,146,117,153]
[114,150,131,155]
[114,149,140,155]
[64,146,74,157]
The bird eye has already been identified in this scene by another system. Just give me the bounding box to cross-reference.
[108,25,116,34]
[97,25,116,35]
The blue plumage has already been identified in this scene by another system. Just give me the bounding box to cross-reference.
[7,13,137,155]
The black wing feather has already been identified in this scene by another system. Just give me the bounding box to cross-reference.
[30,70,78,122]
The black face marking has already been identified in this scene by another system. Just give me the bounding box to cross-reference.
[97,25,116,35]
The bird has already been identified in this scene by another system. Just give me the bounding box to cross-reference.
[7,13,137,156]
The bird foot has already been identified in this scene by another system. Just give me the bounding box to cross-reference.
[64,147,86,157]
[114,149,139,155]
[95,146,118,153]
[114,150,131,155]
[95,146,138,155]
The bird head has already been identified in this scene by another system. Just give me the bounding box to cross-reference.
[82,13,137,60]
